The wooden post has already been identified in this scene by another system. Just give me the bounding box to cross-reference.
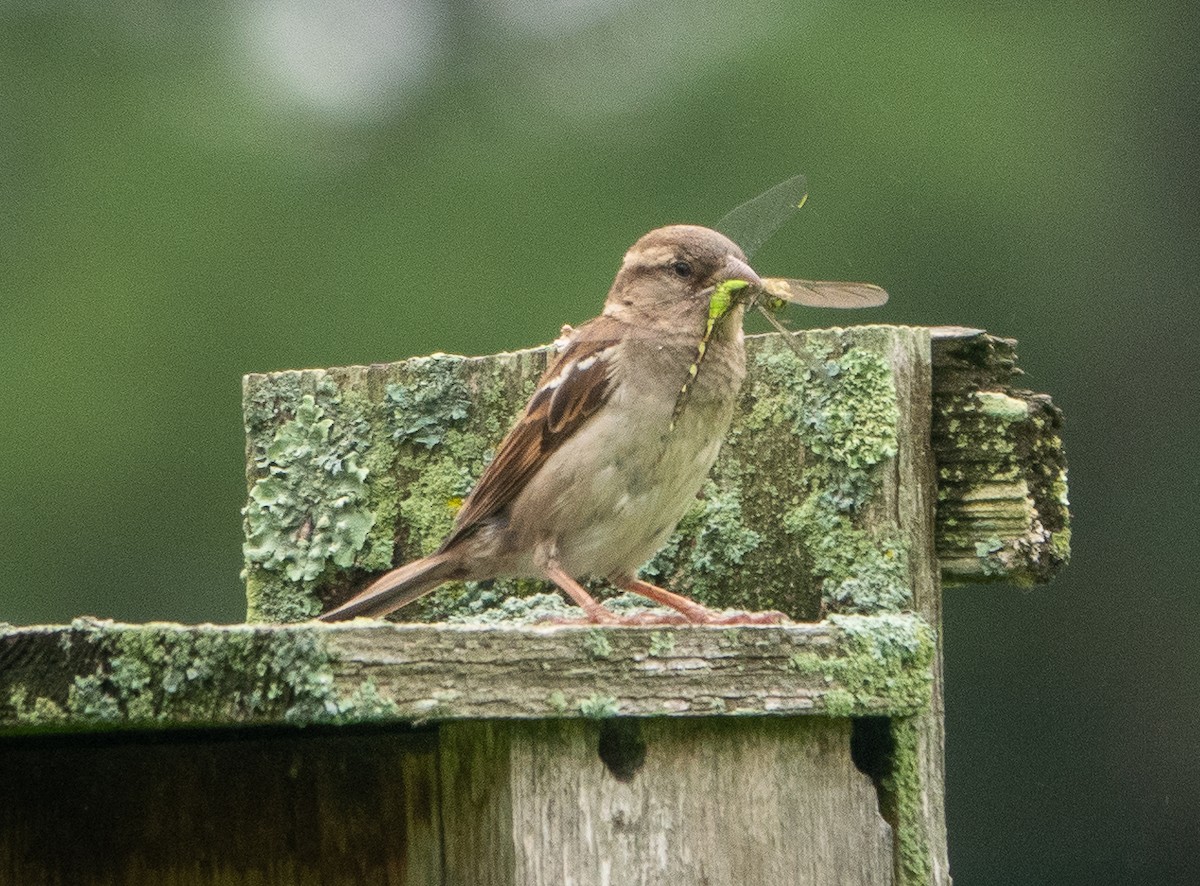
[0,326,1068,885]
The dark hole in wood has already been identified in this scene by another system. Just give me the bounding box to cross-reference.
[851,716,900,830]
[598,719,647,781]
[850,716,893,783]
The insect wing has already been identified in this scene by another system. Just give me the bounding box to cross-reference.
[715,174,808,259]
[714,174,891,317]
[761,278,888,309]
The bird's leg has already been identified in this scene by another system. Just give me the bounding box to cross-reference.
[620,578,790,625]
[543,563,620,625]
[618,578,720,622]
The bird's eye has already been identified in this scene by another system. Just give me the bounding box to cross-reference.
[670,260,693,278]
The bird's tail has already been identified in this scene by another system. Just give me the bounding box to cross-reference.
[318,552,461,622]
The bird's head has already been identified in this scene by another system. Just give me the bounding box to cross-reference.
[604,225,762,335]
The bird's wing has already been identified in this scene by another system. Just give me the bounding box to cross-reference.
[439,329,618,550]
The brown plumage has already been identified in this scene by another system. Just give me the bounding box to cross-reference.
[319,225,781,624]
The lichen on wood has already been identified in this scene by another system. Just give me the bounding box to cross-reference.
[655,327,914,617]
[0,615,935,734]
[244,326,939,624]
[1,618,347,731]
[930,328,1070,584]
[241,349,545,622]
[242,325,1068,624]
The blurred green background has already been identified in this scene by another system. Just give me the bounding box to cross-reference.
[2,0,1195,882]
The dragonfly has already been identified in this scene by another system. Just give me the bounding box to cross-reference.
[714,174,888,348]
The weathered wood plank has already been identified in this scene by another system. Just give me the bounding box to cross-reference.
[0,324,1070,886]
[0,715,898,885]
[0,728,442,886]
[0,616,934,734]
[439,722,517,886]
[931,327,1070,585]
[240,326,922,622]
[847,328,948,885]
[240,326,1067,624]
[441,717,895,886]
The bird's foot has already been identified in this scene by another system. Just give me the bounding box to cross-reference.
[689,608,791,626]
[618,578,791,625]
[537,607,789,626]
[540,568,792,626]
[537,609,692,626]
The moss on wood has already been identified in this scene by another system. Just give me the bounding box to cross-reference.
[787,613,935,716]
[244,327,931,624]
[0,617,936,734]
[242,326,1068,624]
[0,619,404,733]
[930,329,1070,585]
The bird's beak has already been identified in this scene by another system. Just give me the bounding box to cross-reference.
[721,255,764,292]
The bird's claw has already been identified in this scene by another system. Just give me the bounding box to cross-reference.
[538,607,790,626]
[537,610,691,626]
[694,609,791,626]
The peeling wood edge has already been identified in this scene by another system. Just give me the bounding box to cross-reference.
[929,327,1070,586]
[0,616,935,736]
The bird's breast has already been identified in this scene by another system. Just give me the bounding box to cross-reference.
[501,331,746,579]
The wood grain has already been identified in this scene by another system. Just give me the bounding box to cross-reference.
[441,718,894,886]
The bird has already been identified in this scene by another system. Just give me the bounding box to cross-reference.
[319,224,785,625]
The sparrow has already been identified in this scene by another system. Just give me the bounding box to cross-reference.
[320,224,781,625]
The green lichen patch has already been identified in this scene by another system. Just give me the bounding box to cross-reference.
[880,717,935,886]
[386,355,471,448]
[747,339,898,480]
[7,686,67,725]
[547,690,570,713]
[641,481,762,605]
[422,577,559,623]
[786,614,934,716]
[783,496,911,613]
[393,440,477,556]
[582,630,613,659]
[431,586,681,625]
[56,621,340,726]
[323,385,400,576]
[648,631,675,657]
[243,395,375,618]
[743,334,911,614]
[974,390,1029,423]
[761,345,900,491]
[339,678,401,720]
[973,535,1008,577]
[444,591,572,624]
[578,693,620,718]
[934,389,1020,487]
[1050,519,1072,562]
[0,622,421,733]
[243,370,304,435]
[242,348,549,624]
[719,628,743,648]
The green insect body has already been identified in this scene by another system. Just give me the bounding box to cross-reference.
[707,281,736,328]
[671,279,751,428]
